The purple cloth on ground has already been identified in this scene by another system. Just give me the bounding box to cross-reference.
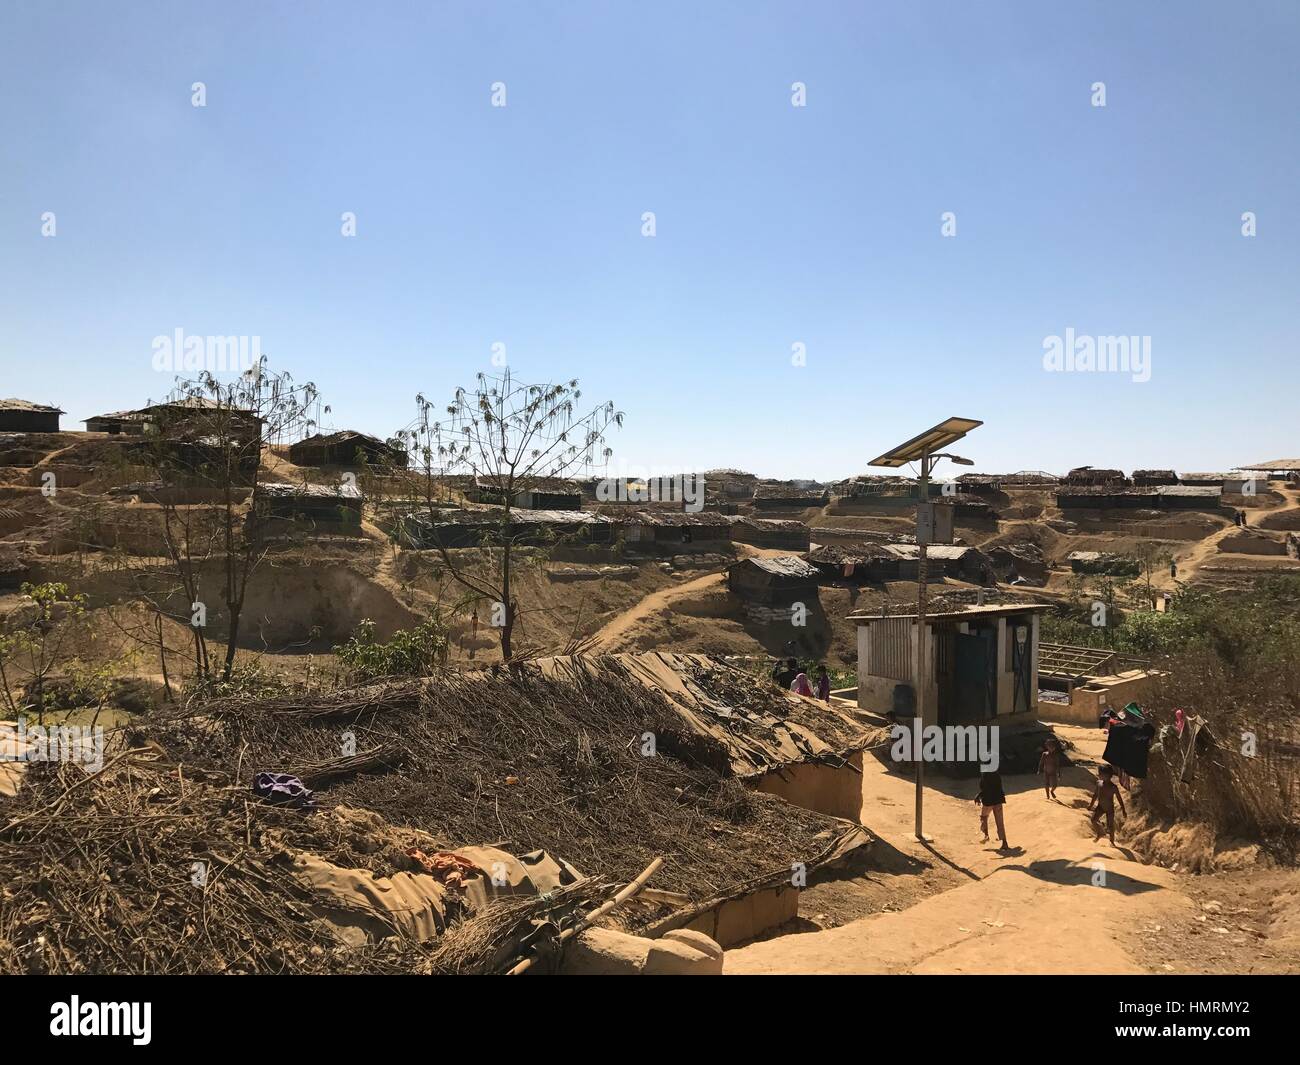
[252,772,316,809]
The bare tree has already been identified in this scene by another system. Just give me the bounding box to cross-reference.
[394,370,622,660]
[122,359,320,681]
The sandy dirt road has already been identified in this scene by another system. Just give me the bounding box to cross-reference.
[726,739,1185,974]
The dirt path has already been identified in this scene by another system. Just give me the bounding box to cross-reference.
[726,745,1185,974]
[589,570,724,649]
[1154,486,1300,589]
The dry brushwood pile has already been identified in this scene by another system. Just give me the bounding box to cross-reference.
[0,750,609,975]
[152,657,862,913]
[678,658,871,759]
[534,652,881,774]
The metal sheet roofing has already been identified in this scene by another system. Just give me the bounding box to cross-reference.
[742,556,820,578]
[847,602,1050,622]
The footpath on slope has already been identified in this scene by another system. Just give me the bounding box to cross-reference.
[726,735,1186,974]
[589,571,724,649]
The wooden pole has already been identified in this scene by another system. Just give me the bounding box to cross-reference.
[506,856,664,975]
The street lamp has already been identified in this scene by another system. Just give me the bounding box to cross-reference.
[870,418,983,842]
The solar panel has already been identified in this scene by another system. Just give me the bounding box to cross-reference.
[868,417,983,468]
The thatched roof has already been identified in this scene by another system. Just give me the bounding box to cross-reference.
[1241,459,1300,472]
[141,654,877,921]
[0,398,64,413]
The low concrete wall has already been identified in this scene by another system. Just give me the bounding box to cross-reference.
[1038,670,1159,725]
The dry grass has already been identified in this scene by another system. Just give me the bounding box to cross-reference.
[0,750,610,975]
[151,659,856,908]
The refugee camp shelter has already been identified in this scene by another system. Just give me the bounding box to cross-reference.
[701,468,758,500]
[290,430,408,468]
[727,556,819,604]
[1063,466,1127,486]
[807,544,899,583]
[473,476,583,511]
[833,475,922,502]
[752,483,829,508]
[1240,459,1300,483]
[984,543,1048,585]
[84,409,145,434]
[251,482,363,535]
[1131,469,1179,486]
[727,516,810,551]
[616,509,731,551]
[1180,472,1259,494]
[848,603,1049,724]
[85,398,263,444]
[1056,484,1223,510]
[954,473,1002,494]
[0,399,63,433]
[387,507,615,549]
[880,543,987,581]
[1000,470,1060,486]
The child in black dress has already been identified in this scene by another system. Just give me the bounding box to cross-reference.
[975,770,1011,850]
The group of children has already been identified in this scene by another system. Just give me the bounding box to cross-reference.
[973,735,1128,849]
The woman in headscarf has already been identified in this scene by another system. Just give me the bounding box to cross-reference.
[790,672,814,697]
[815,664,832,702]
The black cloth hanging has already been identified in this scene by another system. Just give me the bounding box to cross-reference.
[1103,720,1157,779]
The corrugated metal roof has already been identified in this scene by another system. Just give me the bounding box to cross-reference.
[742,556,820,578]
[728,516,808,531]
[882,543,974,560]
[257,483,363,500]
[848,602,1049,622]
[418,508,611,526]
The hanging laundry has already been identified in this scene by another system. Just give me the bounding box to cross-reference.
[252,772,316,809]
[1179,715,1208,784]
[1102,717,1157,779]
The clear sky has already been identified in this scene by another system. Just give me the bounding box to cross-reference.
[2,1,1296,480]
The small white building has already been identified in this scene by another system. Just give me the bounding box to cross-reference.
[848,603,1049,725]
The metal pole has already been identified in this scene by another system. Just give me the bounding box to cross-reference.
[915,452,930,841]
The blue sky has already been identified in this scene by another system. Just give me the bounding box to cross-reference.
[2,1,1296,479]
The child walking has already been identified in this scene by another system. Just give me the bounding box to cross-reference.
[975,770,1011,851]
[1037,738,1062,799]
[1088,765,1127,845]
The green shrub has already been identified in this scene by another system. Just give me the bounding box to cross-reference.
[334,617,449,682]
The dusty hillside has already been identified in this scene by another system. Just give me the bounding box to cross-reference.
[4,433,1298,694]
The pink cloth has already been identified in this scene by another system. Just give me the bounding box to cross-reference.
[790,673,813,697]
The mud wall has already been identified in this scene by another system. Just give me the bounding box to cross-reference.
[751,754,865,822]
